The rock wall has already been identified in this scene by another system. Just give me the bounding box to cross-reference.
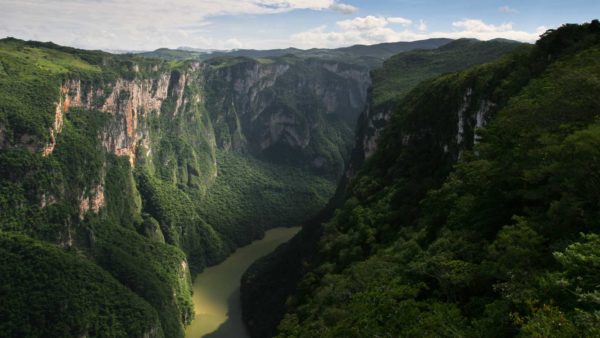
[203,58,371,176]
[58,72,175,165]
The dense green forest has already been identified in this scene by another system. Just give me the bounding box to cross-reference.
[241,36,524,338]
[0,37,341,337]
[3,14,600,338]
[248,21,600,337]
[197,151,334,247]
[348,38,524,180]
[0,232,163,337]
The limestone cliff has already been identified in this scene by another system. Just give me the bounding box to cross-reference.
[0,38,375,338]
[203,57,371,177]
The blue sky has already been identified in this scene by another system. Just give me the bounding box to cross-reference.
[1,0,598,51]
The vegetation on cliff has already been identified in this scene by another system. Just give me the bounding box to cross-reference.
[241,36,525,338]
[198,151,335,248]
[0,37,344,337]
[0,232,163,337]
[266,21,600,337]
[4,18,600,338]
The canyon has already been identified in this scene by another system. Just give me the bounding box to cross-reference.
[0,37,452,337]
[2,20,600,338]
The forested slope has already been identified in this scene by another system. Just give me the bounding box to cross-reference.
[0,37,355,337]
[272,20,600,337]
[241,37,524,338]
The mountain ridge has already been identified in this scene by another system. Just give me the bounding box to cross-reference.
[136,38,454,68]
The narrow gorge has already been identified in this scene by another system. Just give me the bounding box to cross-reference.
[0,37,375,337]
[2,19,600,338]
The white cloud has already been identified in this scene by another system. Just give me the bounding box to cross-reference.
[329,3,358,14]
[292,16,547,48]
[387,17,413,26]
[337,15,413,30]
[449,19,546,41]
[452,19,513,33]
[0,0,340,50]
[0,0,549,51]
[337,16,389,30]
[498,6,518,14]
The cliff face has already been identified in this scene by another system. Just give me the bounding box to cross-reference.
[29,65,218,234]
[239,73,507,338]
[51,65,214,176]
[0,38,372,338]
[203,57,370,177]
[0,39,375,260]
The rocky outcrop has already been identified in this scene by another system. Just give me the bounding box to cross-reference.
[36,56,370,182]
[454,88,496,158]
[240,39,526,338]
[34,64,220,224]
[362,104,392,159]
[78,182,105,220]
[343,38,523,182]
[60,73,173,165]
[41,85,67,156]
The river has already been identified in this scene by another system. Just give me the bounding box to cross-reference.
[185,227,301,338]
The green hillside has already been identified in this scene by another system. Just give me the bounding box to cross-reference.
[0,37,340,337]
[245,21,600,338]
[282,21,600,337]
[241,36,525,338]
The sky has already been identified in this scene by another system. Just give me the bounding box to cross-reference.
[1,0,598,51]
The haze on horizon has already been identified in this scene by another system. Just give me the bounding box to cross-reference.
[1,0,598,52]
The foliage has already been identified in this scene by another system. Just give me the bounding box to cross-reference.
[90,220,194,338]
[242,35,528,338]
[0,108,107,241]
[202,56,366,178]
[0,232,163,337]
[275,21,600,337]
[136,170,227,273]
[371,38,525,107]
[0,35,343,338]
[197,151,335,247]
[0,38,199,337]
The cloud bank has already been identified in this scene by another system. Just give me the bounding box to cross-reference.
[292,16,547,48]
[0,0,356,50]
[329,3,358,14]
[1,1,549,51]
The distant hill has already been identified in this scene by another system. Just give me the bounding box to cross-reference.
[136,38,453,68]
[136,47,207,60]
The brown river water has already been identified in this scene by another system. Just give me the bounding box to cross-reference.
[185,227,300,338]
